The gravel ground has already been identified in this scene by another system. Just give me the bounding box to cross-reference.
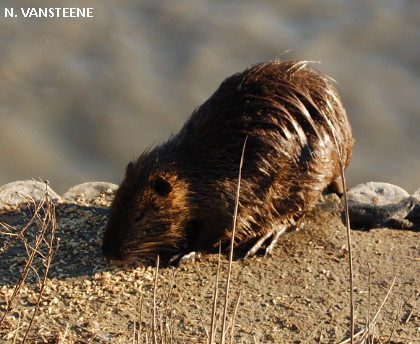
[0,189,419,343]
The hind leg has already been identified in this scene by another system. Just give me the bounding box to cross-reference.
[244,217,305,258]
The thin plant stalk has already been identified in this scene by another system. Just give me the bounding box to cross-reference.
[339,161,354,344]
[220,136,248,344]
[137,295,143,344]
[22,194,57,343]
[195,301,210,340]
[338,276,397,344]
[1,181,58,344]
[12,311,21,344]
[0,197,47,327]
[229,290,242,344]
[209,243,221,344]
[359,277,396,344]
[367,263,371,343]
[152,255,159,344]
[0,192,45,255]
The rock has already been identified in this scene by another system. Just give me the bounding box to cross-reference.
[412,188,420,201]
[347,182,410,205]
[408,188,420,221]
[62,182,118,204]
[346,182,418,230]
[0,180,61,209]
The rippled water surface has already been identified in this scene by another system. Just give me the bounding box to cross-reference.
[1,0,419,193]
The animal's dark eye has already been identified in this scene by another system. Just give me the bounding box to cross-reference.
[134,213,144,222]
[152,176,172,197]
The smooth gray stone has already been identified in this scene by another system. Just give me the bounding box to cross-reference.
[0,180,61,208]
[347,182,418,229]
[62,182,118,203]
[347,181,410,205]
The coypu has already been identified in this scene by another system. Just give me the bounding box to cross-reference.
[102,59,354,265]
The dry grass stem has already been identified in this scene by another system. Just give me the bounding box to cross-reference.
[339,161,355,344]
[386,300,403,344]
[133,316,137,344]
[194,301,210,340]
[0,193,45,255]
[144,255,179,344]
[338,276,397,344]
[209,243,222,344]
[366,263,372,343]
[138,294,144,341]
[23,187,57,343]
[229,290,242,344]
[133,295,143,344]
[359,276,396,344]
[405,302,416,324]
[11,311,21,344]
[152,255,159,344]
[0,181,58,343]
[220,136,247,344]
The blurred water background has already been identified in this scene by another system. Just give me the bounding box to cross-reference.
[0,0,419,194]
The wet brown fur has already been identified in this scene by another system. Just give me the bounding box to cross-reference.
[102,59,354,263]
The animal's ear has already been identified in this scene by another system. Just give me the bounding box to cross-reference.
[125,161,135,176]
[152,176,172,197]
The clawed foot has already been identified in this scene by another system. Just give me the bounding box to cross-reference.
[168,251,202,266]
[244,226,288,258]
[167,221,303,264]
[243,218,307,258]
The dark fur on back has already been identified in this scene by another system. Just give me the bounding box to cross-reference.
[102,60,354,264]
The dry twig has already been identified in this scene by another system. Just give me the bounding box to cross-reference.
[0,181,58,343]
